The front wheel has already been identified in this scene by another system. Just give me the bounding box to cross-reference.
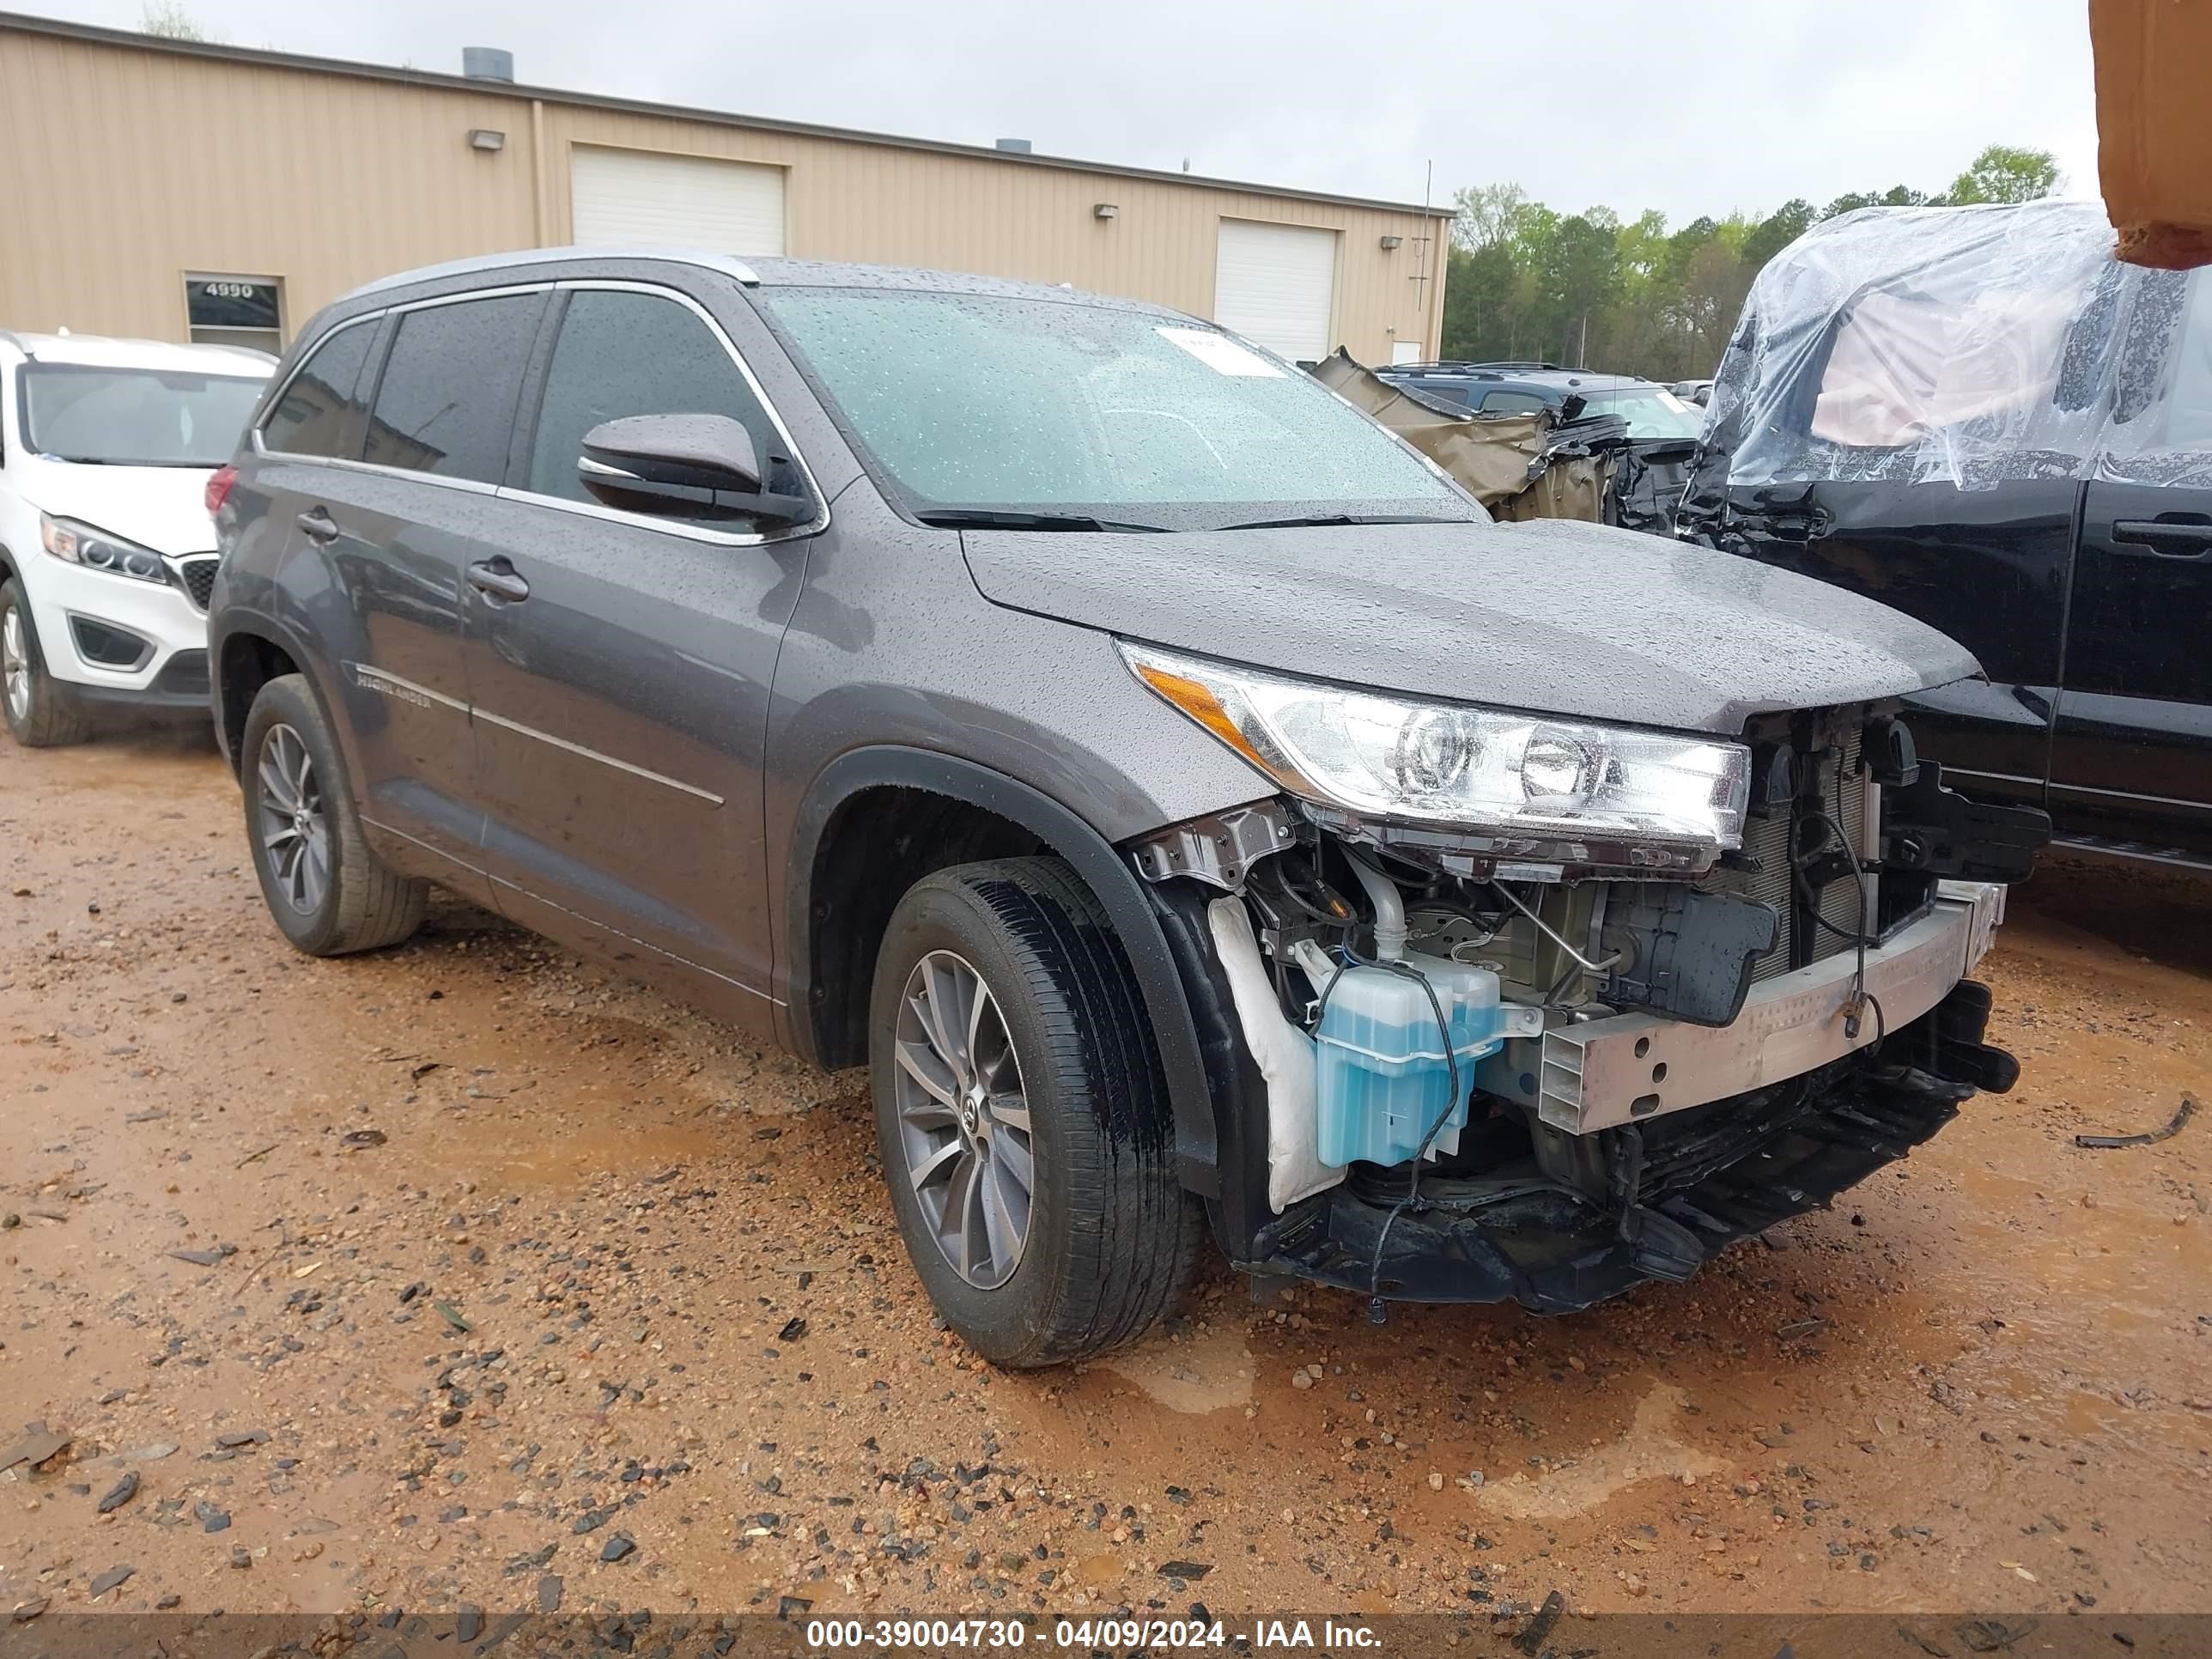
[240,673,427,956]
[0,578,94,748]
[869,857,1205,1369]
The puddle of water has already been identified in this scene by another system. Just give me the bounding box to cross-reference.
[1091,1326,1253,1414]
[1943,1160,2210,1353]
[1472,1380,1729,1522]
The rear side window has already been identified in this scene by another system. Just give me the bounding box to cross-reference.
[1481,389,1548,415]
[261,322,374,459]
[525,289,793,520]
[363,294,543,484]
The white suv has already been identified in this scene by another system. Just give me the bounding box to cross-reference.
[0,331,270,745]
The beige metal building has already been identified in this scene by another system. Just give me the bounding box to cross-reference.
[0,12,1449,367]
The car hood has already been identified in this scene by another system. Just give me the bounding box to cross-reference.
[961,517,1981,736]
[15,458,219,556]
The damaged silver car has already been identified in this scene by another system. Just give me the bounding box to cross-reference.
[210,251,2050,1369]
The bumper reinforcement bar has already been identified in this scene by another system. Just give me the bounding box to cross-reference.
[1482,880,2007,1137]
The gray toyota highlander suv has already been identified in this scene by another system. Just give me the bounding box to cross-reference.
[208,248,2047,1367]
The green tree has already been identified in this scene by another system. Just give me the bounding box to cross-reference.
[1538,215,1621,365]
[1674,242,1755,373]
[1614,210,1670,289]
[1711,210,1758,259]
[1432,143,2055,380]
[1741,198,1818,270]
[1451,182,1535,251]
[1822,185,1930,218]
[1943,143,2060,205]
[1441,242,1527,362]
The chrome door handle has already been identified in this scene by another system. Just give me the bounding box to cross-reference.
[465,560,530,603]
[295,507,339,545]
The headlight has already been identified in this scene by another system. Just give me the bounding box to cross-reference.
[1122,642,1751,860]
[40,515,172,586]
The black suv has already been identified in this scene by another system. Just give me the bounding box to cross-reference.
[1377,362,1709,440]
[1681,201,2212,870]
[207,248,2042,1366]
[1380,362,1709,532]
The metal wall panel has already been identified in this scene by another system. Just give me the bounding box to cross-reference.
[0,23,1448,367]
[0,32,536,344]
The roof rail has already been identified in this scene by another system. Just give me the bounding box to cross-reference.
[1379,358,1583,376]
[343,244,763,303]
[1378,362,1499,377]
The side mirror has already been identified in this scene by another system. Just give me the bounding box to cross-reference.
[579,413,808,523]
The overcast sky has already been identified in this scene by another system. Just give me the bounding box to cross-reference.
[41,0,2102,223]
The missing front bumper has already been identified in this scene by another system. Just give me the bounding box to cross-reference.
[1477,880,2007,1136]
[1251,1054,1977,1312]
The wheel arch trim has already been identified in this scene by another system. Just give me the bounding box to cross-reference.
[210,608,347,777]
[781,745,1221,1196]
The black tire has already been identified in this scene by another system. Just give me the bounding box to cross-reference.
[869,856,1206,1369]
[240,673,427,956]
[0,577,95,748]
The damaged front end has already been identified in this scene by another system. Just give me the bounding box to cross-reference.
[1132,696,2046,1316]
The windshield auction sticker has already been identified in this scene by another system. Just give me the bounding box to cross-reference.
[1157,326,1285,377]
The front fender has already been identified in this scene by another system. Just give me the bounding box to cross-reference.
[781,744,1222,1198]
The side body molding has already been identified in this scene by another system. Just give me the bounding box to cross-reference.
[780,746,1222,1197]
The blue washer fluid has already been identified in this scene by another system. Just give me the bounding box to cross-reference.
[1314,953,1505,1168]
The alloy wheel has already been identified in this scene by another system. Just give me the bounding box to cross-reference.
[255,722,331,915]
[2,603,28,725]
[890,949,1036,1290]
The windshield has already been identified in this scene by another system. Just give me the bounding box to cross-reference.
[21,365,265,466]
[757,288,1477,531]
[1573,386,1707,441]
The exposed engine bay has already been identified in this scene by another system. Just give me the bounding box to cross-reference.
[1134,704,2048,1314]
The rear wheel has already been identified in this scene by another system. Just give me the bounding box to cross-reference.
[869,857,1205,1368]
[240,673,426,955]
[0,578,94,748]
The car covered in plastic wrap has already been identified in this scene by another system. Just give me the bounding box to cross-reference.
[1680,200,2212,868]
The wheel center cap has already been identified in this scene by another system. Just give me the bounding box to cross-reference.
[959,1088,984,1136]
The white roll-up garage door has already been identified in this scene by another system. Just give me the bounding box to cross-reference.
[570,146,787,258]
[1212,220,1339,363]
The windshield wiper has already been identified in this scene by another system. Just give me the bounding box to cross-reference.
[1212,513,1467,531]
[915,508,1169,533]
